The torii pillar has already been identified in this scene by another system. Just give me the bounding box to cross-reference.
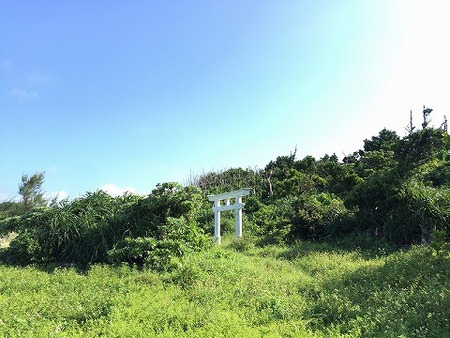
[208,188,251,244]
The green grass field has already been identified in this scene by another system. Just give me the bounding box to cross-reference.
[0,237,448,337]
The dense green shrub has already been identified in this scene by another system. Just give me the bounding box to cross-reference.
[1,192,133,264]
[0,201,26,219]
[423,159,450,187]
[1,185,209,267]
[249,193,356,244]
[429,229,450,257]
[0,215,22,236]
[249,201,291,245]
[287,193,356,241]
[346,172,450,245]
[396,181,450,244]
[396,128,449,173]
[107,236,158,265]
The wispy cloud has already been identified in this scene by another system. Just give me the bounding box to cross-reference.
[10,87,38,99]
[3,64,49,99]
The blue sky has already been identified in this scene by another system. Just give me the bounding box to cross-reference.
[1,0,450,200]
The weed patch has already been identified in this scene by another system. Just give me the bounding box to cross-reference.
[0,242,448,337]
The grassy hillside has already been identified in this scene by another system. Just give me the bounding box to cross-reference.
[0,237,448,337]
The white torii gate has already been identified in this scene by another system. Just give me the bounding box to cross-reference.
[208,188,251,244]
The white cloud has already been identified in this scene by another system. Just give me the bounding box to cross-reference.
[100,184,142,197]
[10,87,38,99]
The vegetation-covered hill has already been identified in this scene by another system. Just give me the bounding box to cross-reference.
[1,113,449,266]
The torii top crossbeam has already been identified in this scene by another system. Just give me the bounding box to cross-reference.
[207,188,251,202]
[208,188,251,244]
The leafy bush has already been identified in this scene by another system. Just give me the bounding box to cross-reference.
[288,193,356,241]
[107,236,158,265]
[250,201,291,245]
[249,194,356,244]
[396,180,450,244]
[0,215,22,236]
[429,229,450,257]
[346,173,450,245]
[227,236,256,252]
[1,185,209,268]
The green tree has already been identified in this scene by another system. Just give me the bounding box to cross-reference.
[273,169,319,197]
[363,128,400,152]
[18,172,47,211]
[356,150,398,178]
[396,128,449,173]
